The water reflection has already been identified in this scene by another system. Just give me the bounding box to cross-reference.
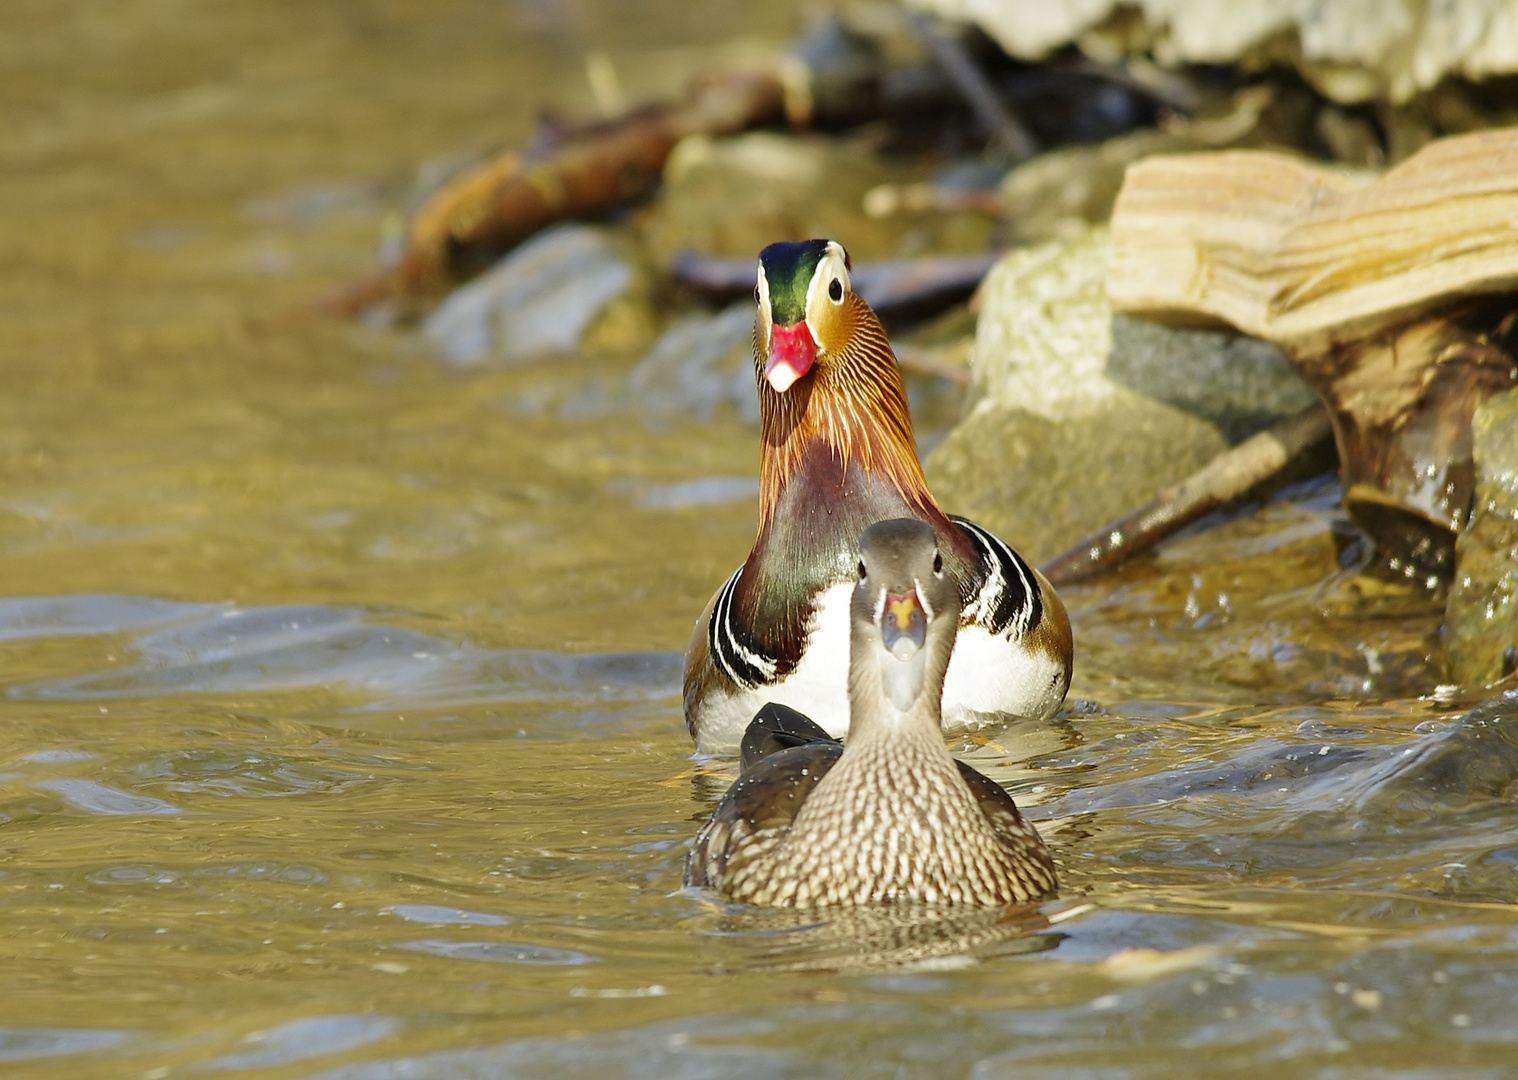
[201,1015,399,1071]
[691,900,1061,974]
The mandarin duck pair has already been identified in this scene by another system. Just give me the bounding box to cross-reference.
[680,239,1070,909]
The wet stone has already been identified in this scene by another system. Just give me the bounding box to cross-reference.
[1446,386,1518,686]
[423,224,656,365]
[925,225,1316,563]
[996,129,1193,247]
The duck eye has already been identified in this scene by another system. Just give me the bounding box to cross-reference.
[828,278,843,303]
[933,551,943,575]
[857,560,867,580]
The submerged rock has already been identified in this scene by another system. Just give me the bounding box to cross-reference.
[1446,387,1518,686]
[925,225,1316,563]
[423,224,655,365]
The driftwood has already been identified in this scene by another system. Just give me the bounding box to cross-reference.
[1107,128,1518,577]
[1040,406,1333,585]
[318,71,786,318]
[316,12,1011,321]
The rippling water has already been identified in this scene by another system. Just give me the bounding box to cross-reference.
[5,3,1518,1078]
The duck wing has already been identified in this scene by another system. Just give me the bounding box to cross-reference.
[740,702,837,772]
[684,740,843,890]
[953,760,1059,896]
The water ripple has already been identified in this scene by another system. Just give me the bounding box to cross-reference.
[397,939,594,966]
[34,778,181,816]
[0,596,681,712]
[202,1014,398,1071]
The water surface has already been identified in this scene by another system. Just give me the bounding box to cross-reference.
[3,4,1516,1078]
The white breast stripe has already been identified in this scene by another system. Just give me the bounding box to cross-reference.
[709,566,778,689]
[953,517,1037,639]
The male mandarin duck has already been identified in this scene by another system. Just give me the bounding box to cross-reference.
[683,238,1072,754]
[685,519,1059,907]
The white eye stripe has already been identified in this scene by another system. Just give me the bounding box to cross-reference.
[755,263,773,352]
[803,241,851,345]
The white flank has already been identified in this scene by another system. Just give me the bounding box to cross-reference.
[941,623,1064,728]
[695,581,853,754]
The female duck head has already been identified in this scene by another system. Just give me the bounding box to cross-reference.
[851,518,961,715]
[755,239,852,393]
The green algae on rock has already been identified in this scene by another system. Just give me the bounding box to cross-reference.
[1446,386,1518,686]
[924,225,1315,564]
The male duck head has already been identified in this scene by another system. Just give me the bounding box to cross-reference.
[750,238,933,532]
[755,239,852,394]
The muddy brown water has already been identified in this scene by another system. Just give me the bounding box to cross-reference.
[5,4,1518,1078]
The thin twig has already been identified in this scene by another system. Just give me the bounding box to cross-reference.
[904,12,1036,161]
[1040,405,1334,585]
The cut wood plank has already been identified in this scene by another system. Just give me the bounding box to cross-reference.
[1106,128,1518,578]
[1108,128,1518,352]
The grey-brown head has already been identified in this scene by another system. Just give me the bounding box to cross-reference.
[850,519,962,719]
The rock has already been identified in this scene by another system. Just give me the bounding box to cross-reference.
[997,129,1192,246]
[994,87,1278,246]
[635,131,990,266]
[925,225,1316,563]
[423,224,655,365]
[1446,386,1518,686]
[1107,313,1321,444]
[904,0,1518,105]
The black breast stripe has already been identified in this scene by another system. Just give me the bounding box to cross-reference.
[709,566,780,690]
[951,516,1040,638]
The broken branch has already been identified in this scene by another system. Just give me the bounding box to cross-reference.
[1040,405,1334,585]
[318,71,785,318]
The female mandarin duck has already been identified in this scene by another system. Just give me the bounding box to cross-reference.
[685,519,1059,906]
[683,238,1072,755]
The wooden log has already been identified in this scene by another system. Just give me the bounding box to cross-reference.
[1106,129,1518,576]
[1109,130,1518,349]
[318,71,785,318]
